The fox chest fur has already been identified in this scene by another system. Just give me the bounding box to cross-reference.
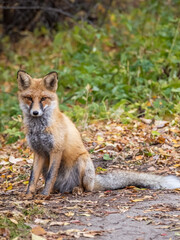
[26,115,54,156]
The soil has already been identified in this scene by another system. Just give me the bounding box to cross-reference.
[43,189,180,240]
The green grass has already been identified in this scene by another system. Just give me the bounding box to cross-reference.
[0,215,30,239]
[22,204,45,217]
[0,204,46,239]
[0,0,180,143]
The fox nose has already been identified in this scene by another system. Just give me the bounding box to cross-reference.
[33,111,39,116]
[30,108,43,117]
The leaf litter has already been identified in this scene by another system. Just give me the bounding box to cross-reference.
[0,118,180,239]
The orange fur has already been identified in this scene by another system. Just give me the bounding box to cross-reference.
[17,70,94,196]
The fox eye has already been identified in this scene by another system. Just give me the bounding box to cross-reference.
[24,96,32,101]
[41,97,47,102]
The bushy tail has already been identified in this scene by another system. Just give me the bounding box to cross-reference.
[93,170,180,191]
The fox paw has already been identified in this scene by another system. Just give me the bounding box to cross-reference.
[36,194,51,200]
[25,193,34,199]
[72,187,84,195]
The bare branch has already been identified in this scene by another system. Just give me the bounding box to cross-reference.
[0,6,75,19]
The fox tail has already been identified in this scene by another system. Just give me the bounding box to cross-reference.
[93,170,180,191]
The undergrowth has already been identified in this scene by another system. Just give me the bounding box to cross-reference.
[0,0,180,143]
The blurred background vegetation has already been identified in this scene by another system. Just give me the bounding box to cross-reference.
[0,0,180,143]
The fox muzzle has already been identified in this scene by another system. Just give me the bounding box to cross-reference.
[30,109,43,117]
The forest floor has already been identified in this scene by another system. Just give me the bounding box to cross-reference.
[0,118,180,240]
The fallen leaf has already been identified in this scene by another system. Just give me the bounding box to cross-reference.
[64,211,74,217]
[135,155,143,160]
[32,233,46,240]
[173,164,180,168]
[6,184,12,191]
[31,226,46,236]
[9,156,24,164]
[148,166,156,171]
[116,144,123,151]
[173,144,180,148]
[79,213,91,217]
[141,118,153,125]
[103,154,112,160]
[0,160,9,165]
[158,148,169,156]
[97,135,104,143]
[0,228,10,238]
[23,181,29,185]
[9,218,18,225]
[151,130,160,136]
[82,230,106,238]
[131,198,145,202]
[26,158,33,164]
[50,221,70,226]
[154,120,168,128]
[34,219,50,225]
[157,135,166,143]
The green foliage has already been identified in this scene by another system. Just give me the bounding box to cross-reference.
[1,1,180,142]
[103,154,113,161]
[22,204,45,216]
[0,215,30,239]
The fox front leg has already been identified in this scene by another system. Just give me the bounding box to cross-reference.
[41,152,62,196]
[26,153,44,198]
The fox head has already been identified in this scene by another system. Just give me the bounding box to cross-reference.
[17,70,58,117]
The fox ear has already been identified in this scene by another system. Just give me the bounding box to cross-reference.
[17,70,31,90]
[44,72,58,91]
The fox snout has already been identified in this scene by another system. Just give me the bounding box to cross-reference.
[20,96,53,118]
[30,109,43,117]
[27,96,44,117]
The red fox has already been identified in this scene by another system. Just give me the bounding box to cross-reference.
[17,70,180,198]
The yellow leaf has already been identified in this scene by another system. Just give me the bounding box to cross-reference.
[135,155,143,160]
[80,213,91,217]
[174,164,180,168]
[159,148,167,155]
[131,198,144,202]
[170,129,179,133]
[7,175,12,178]
[23,181,29,185]
[50,221,69,226]
[9,166,13,171]
[146,101,152,107]
[9,218,18,225]
[97,135,104,143]
[64,211,74,217]
[6,184,12,191]
[110,14,116,22]
[174,144,180,148]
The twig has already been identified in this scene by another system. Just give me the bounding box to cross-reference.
[0,6,75,19]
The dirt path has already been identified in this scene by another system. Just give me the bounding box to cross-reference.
[0,188,179,239]
[44,190,180,240]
